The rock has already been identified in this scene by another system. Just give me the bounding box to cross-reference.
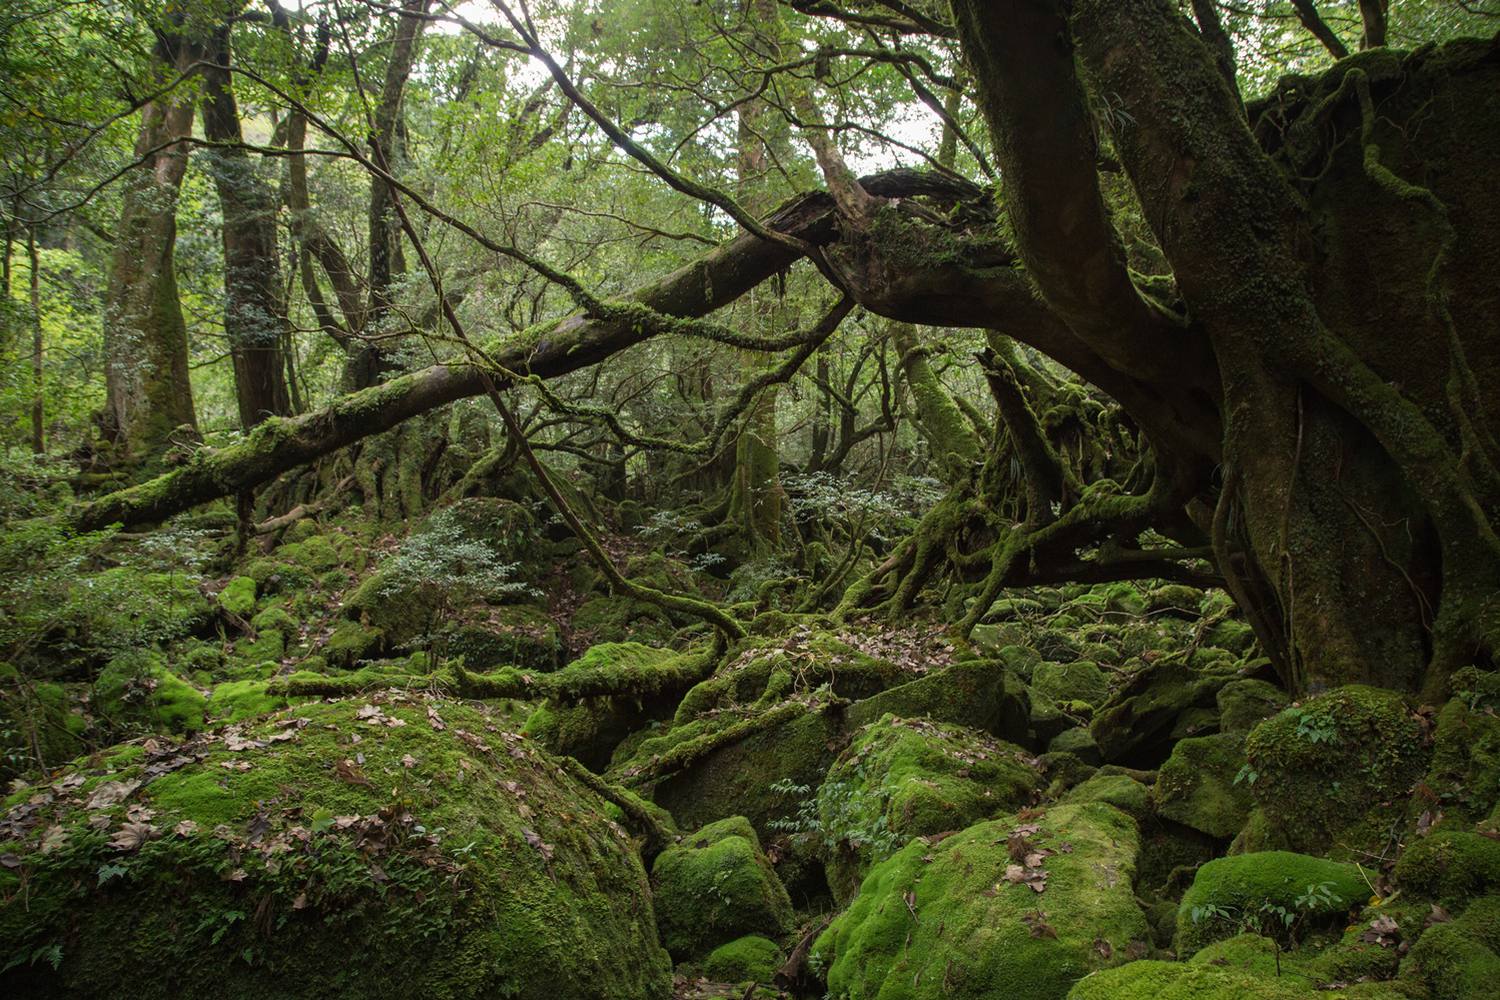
[1153,733,1254,839]
[1090,656,1237,766]
[702,934,783,984]
[1062,770,1151,821]
[1244,686,1428,856]
[217,576,257,617]
[818,714,1041,903]
[525,643,693,771]
[1175,851,1370,954]
[93,650,206,735]
[1419,669,1500,829]
[1394,830,1500,906]
[1048,726,1101,764]
[1032,660,1110,708]
[1400,895,1500,1000]
[847,658,1031,745]
[651,816,794,961]
[0,698,672,998]
[1065,959,1409,998]
[813,801,1151,1000]
[445,605,562,671]
[1215,679,1288,733]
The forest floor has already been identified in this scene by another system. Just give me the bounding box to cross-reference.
[1,482,1497,999]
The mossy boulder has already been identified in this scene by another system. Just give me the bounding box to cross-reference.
[1091,657,1236,766]
[1419,671,1500,828]
[1048,726,1101,764]
[444,605,562,671]
[813,801,1150,1000]
[702,934,782,983]
[1154,733,1254,839]
[1032,660,1110,707]
[1176,852,1370,954]
[819,714,1042,902]
[1244,686,1427,856]
[322,619,384,668]
[572,594,674,645]
[1216,679,1288,733]
[0,697,672,998]
[1400,895,1500,999]
[845,658,1030,745]
[1061,770,1152,821]
[625,701,843,838]
[651,816,794,961]
[204,679,289,724]
[93,651,207,735]
[1394,830,1500,906]
[525,643,701,771]
[217,576,257,617]
[1066,959,1410,999]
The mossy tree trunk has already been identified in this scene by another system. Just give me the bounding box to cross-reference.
[947,0,1500,695]
[100,7,205,466]
[202,21,293,429]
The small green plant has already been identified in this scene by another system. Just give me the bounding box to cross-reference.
[1189,881,1343,975]
[1289,708,1339,745]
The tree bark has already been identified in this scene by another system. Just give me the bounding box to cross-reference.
[202,23,293,428]
[100,10,204,465]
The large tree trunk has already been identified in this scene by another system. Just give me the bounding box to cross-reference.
[348,0,431,390]
[951,0,1500,696]
[100,12,204,465]
[202,23,293,428]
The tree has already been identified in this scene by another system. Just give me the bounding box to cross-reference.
[100,4,207,465]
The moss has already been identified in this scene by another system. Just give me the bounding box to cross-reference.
[275,534,342,572]
[813,801,1150,1000]
[93,651,207,735]
[1154,733,1254,839]
[1244,686,1427,857]
[445,605,561,671]
[819,714,1042,902]
[572,594,674,645]
[0,669,86,776]
[205,680,289,724]
[1091,656,1237,766]
[624,700,840,838]
[845,658,1031,744]
[1176,852,1371,955]
[322,619,384,668]
[0,698,672,999]
[1062,770,1151,820]
[217,576,257,617]
[1205,620,1257,657]
[1216,679,1289,733]
[1394,831,1500,906]
[1067,960,1371,999]
[1418,680,1500,828]
[702,934,782,983]
[651,816,793,960]
[1032,660,1111,707]
[1400,896,1500,1000]
[1048,726,1101,763]
[243,557,314,595]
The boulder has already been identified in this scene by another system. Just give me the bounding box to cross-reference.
[651,816,793,961]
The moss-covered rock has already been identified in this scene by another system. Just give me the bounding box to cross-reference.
[1091,657,1236,766]
[1154,733,1254,839]
[651,816,793,961]
[217,576,257,617]
[444,605,561,671]
[1400,895,1500,999]
[1048,726,1101,764]
[1419,673,1500,829]
[1216,679,1289,733]
[0,697,672,998]
[1244,686,1427,857]
[321,619,384,668]
[204,680,289,724]
[572,594,674,645]
[702,934,783,984]
[1176,852,1370,955]
[813,801,1150,1000]
[845,658,1030,745]
[818,714,1042,902]
[1061,770,1151,821]
[92,651,207,735]
[1032,660,1110,707]
[1394,830,1500,906]
[1066,959,1411,999]
[523,643,697,771]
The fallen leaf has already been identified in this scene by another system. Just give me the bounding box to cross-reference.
[174,820,199,837]
[108,821,157,852]
[86,779,141,810]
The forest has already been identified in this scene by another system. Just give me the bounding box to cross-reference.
[0,0,1498,996]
